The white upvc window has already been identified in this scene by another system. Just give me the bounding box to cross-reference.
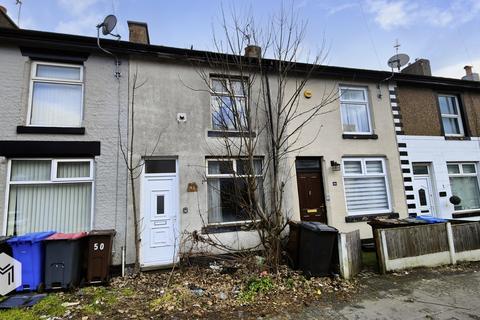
[339,86,372,134]
[447,163,480,211]
[438,95,464,136]
[210,77,248,131]
[28,62,84,127]
[206,158,263,224]
[4,159,94,236]
[342,158,391,215]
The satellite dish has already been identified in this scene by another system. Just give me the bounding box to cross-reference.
[99,14,117,35]
[388,53,410,70]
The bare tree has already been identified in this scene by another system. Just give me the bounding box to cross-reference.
[188,5,338,270]
[120,67,162,273]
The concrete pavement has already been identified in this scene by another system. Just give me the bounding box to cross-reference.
[275,263,480,319]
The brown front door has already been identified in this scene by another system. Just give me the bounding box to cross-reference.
[296,159,327,223]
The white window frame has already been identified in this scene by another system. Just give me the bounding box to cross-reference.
[27,61,84,128]
[205,158,262,226]
[339,86,373,135]
[52,159,94,182]
[447,162,480,212]
[438,95,464,137]
[210,77,248,132]
[342,157,392,215]
[3,158,95,235]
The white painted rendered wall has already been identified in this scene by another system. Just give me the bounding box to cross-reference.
[397,135,480,218]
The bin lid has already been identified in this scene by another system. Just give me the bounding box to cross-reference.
[416,215,448,224]
[300,222,338,233]
[7,231,55,244]
[88,229,116,236]
[46,232,87,241]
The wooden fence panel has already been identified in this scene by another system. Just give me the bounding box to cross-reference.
[385,224,449,259]
[452,222,480,252]
[338,230,362,279]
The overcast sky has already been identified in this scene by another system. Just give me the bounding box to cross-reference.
[3,0,479,79]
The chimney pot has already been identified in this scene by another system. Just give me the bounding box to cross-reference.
[461,65,479,81]
[127,21,150,45]
[244,45,262,59]
[464,65,473,76]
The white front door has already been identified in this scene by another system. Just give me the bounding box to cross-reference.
[412,163,435,216]
[140,171,179,268]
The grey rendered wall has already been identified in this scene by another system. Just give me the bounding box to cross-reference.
[0,44,129,265]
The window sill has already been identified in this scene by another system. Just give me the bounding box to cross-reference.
[202,222,257,234]
[345,212,399,223]
[452,210,480,218]
[17,126,85,135]
[444,136,470,141]
[342,133,378,140]
[208,130,256,138]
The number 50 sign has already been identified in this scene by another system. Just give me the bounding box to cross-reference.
[93,242,105,251]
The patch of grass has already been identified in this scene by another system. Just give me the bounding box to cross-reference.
[32,294,66,317]
[80,286,118,315]
[0,294,66,320]
[150,289,194,312]
[238,276,274,303]
[150,292,176,311]
[121,287,135,297]
[0,308,37,320]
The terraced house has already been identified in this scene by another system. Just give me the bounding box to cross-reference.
[391,59,480,221]
[1,6,479,271]
[0,9,129,265]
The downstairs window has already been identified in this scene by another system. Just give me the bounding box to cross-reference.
[6,159,93,235]
[206,158,263,224]
[342,158,391,215]
[448,163,480,211]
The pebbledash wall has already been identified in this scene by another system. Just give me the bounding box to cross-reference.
[0,43,129,265]
[391,81,480,220]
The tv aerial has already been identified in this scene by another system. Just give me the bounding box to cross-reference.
[96,14,121,40]
[387,39,409,71]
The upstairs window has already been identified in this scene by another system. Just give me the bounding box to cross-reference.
[340,86,372,134]
[438,95,464,136]
[28,62,84,127]
[210,77,247,131]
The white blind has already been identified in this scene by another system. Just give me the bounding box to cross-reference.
[7,160,92,235]
[11,160,51,181]
[344,176,389,213]
[30,82,83,127]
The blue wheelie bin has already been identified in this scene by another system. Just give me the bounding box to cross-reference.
[7,231,55,291]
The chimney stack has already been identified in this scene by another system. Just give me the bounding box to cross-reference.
[0,4,18,28]
[127,21,150,45]
[401,58,432,76]
[461,65,479,81]
[244,45,262,59]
